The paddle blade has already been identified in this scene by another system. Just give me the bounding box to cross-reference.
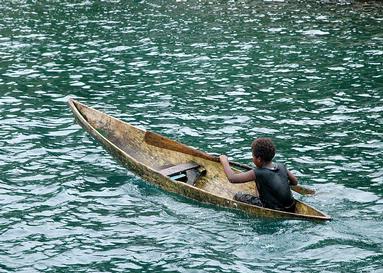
[291,185,316,195]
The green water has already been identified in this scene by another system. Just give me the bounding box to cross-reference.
[1,0,382,272]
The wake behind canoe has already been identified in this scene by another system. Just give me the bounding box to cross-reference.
[68,99,331,221]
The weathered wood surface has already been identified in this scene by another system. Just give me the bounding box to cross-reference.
[68,98,331,221]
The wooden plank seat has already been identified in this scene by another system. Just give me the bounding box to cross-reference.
[159,162,206,186]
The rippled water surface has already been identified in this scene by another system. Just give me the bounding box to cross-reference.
[1,0,382,272]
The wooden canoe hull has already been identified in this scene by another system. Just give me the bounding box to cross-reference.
[68,99,331,221]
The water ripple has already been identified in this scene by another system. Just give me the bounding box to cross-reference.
[0,0,382,272]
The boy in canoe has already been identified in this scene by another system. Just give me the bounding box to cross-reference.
[219,138,298,212]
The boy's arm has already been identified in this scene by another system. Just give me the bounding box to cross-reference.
[287,170,298,185]
[219,155,256,183]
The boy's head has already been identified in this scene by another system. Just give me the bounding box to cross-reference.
[252,138,275,162]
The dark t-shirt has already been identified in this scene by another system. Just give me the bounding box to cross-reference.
[254,163,295,210]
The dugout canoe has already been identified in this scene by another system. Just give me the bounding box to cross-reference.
[68,99,331,221]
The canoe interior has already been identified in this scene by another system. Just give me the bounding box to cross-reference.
[70,100,330,220]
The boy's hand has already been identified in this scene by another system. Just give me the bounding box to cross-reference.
[219,155,229,164]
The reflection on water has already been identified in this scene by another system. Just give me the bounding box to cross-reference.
[0,0,382,272]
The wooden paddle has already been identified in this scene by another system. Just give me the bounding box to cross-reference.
[144,131,315,195]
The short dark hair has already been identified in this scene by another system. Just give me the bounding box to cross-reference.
[252,138,276,162]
